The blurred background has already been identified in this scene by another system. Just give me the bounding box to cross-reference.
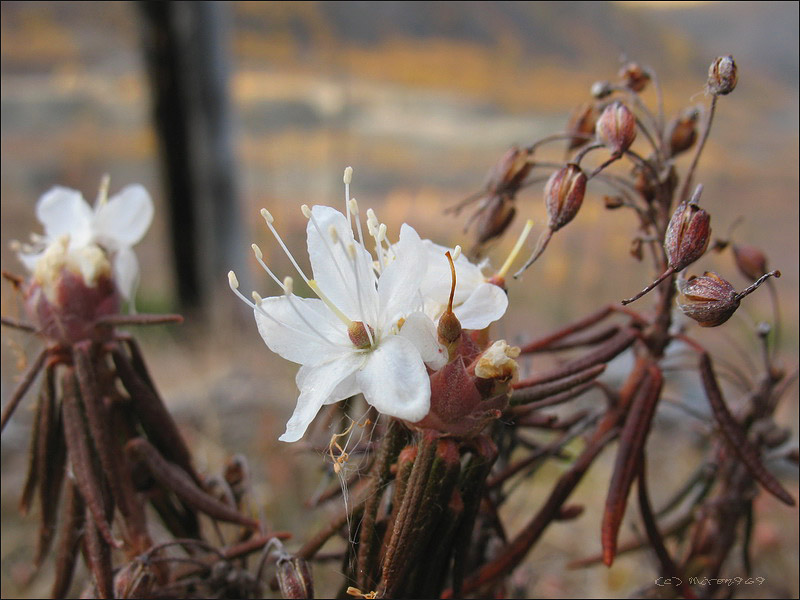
[1,2,797,598]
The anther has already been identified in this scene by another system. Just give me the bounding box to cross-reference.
[349,198,359,215]
[251,291,263,304]
[452,245,462,261]
[260,208,274,224]
[283,276,294,295]
[251,243,263,260]
[301,204,312,218]
[343,166,353,185]
[97,174,111,206]
[228,271,240,289]
[377,223,387,242]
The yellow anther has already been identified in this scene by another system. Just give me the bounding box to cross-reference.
[251,291,263,304]
[251,243,263,260]
[228,270,240,289]
[343,166,353,185]
[301,204,312,218]
[260,208,274,224]
[283,276,294,294]
[453,245,462,261]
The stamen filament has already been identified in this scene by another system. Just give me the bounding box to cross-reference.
[302,205,350,295]
[497,219,535,279]
[343,242,374,347]
[260,208,311,285]
[96,174,110,207]
[344,166,353,225]
[252,243,285,290]
[308,280,353,327]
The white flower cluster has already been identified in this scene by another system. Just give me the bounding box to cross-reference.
[229,168,513,442]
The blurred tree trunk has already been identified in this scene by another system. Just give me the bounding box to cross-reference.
[138,1,249,327]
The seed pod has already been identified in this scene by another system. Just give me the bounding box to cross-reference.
[677,269,780,327]
[618,62,650,92]
[677,272,739,327]
[708,55,737,95]
[488,145,534,195]
[276,556,314,599]
[733,244,768,280]
[545,164,587,231]
[665,107,700,157]
[565,102,599,151]
[596,101,636,155]
[665,200,711,271]
[603,195,624,210]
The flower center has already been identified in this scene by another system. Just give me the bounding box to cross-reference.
[348,321,375,349]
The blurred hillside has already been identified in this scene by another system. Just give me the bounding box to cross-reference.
[1,2,798,598]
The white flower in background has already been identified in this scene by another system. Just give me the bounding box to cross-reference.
[229,168,446,443]
[15,177,154,301]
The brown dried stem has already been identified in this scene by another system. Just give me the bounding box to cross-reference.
[1,347,48,432]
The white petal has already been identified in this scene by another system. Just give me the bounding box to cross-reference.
[453,283,508,330]
[356,335,431,422]
[378,224,427,324]
[399,311,447,370]
[307,205,378,322]
[280,354,364,442]
[112,246,140,301]
[94,185,154,247]
[36,187,93,244]
[255,294,350,366]
[17,251,43,272]
[420,239,488,306]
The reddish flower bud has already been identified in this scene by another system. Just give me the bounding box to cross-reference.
[596,101,636,155]
[475,195,516,246]
[545,164,587,231]
[276,556,314,599]
[487,145,534,195]
[707,55,737,95]
[733,244,768,280]
[565,102,599,151]
[618,62,650,92]
[603,195,624,210]
[664,200,711,271]
[665,107,700,157]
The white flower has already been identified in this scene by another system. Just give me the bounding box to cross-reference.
[16,180,154,301]
[230,200,446,443]
[419,240,508,330]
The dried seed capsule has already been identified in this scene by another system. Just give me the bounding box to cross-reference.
[733,243,768,280]
[708,55,737,95]
[664,199,711,271]
[565,102,599,151]
[677,270,780,327]
[276,556,314,599]
[665,107,700,157]
[545,164,587,231]
[596,101,636,155]
[618,62,650,92]
[677,272,739,327]
[603,195,624,210]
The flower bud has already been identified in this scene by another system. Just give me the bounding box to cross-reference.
[707,55,737,95]
[665,107,700,157]
[565,102,599,151]
[733,244,768,280]
[664,200,711,271]
[475,195,516,246]
[545,164,587,231]
[618,62,650,92]
[596,101,636,155]
[276,556,314,599]
[488,145,534,195]
[677,272,739,327]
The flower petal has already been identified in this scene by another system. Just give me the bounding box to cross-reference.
[307,205,378,323]
[453,283,508,329]
[255,294,350,366]
[378,224,427,325]
[356,335,431,422]
[112,246,140,301]
[94,185,154,247]
[399,311,447,370]
[280,353,364,442]
[36,187,93,245]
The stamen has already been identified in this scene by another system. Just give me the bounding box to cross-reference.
[283,276,294,295]
[252,243,285,289]
[347,197,378,324]
[452,245,462,261]
[303,204,350,296]
[251,291,263,304]
[96,174,110,207]
[344,166,353,224]
[228,270,257,309]
[375,223,387,273]
[260,208,310,284]
[308,280,353,327]
[342,242,374,347]
[497,219,535,279]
